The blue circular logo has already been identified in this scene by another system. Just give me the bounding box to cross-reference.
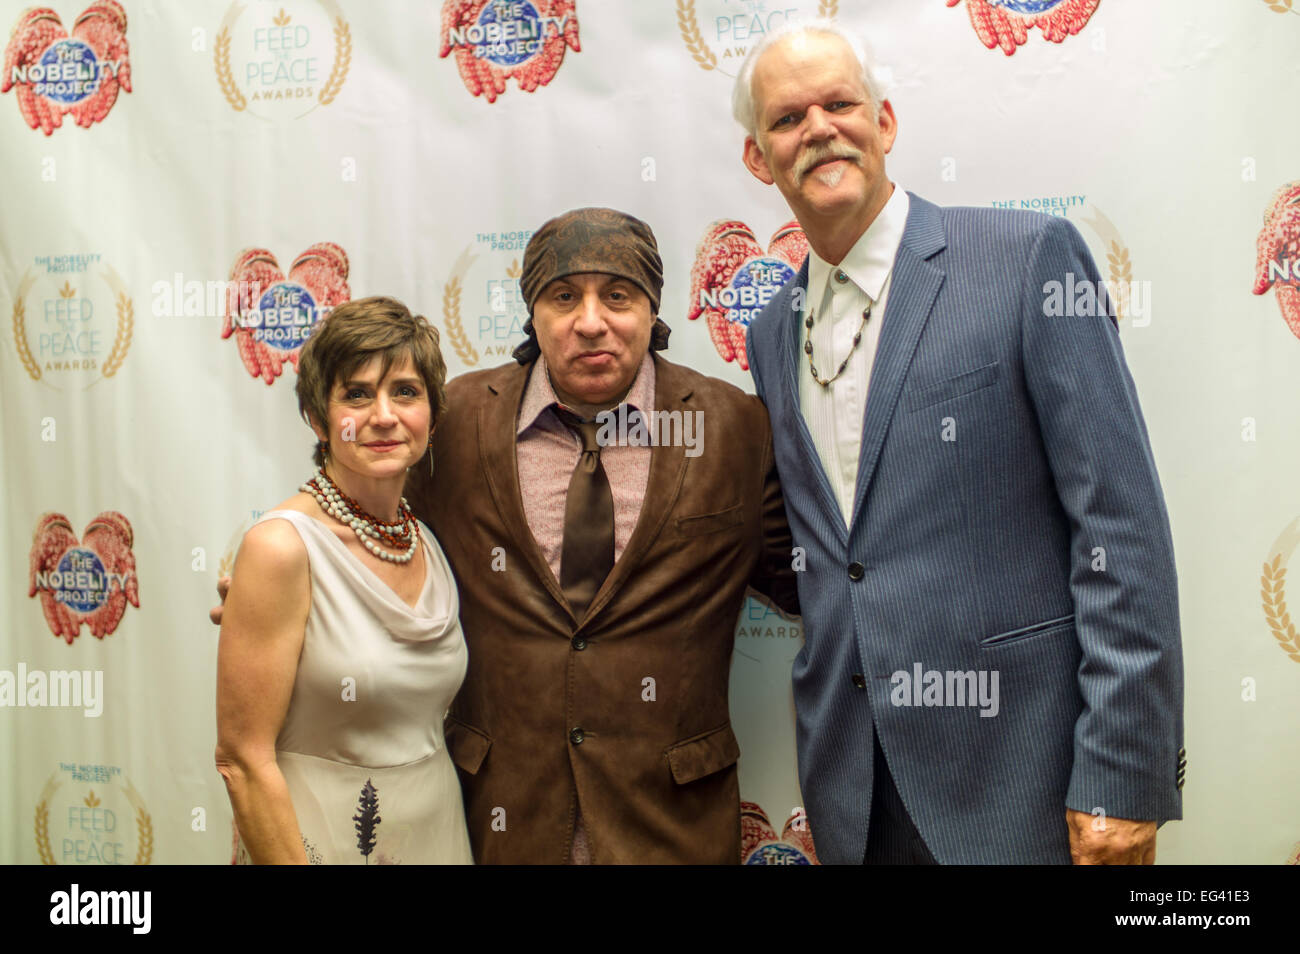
[36,39,101,104]
[475,1,544,67]
[245,282,321,352]
[991,0,1067,14]
[725,256,796,328]
[744,842,812,865]
[54,547,108,614]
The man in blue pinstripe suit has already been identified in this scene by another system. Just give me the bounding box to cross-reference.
[734,21,1185,864]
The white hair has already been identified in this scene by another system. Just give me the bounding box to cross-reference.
[731,18,886,142]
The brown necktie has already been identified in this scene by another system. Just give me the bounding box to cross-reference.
[556,408,614,618]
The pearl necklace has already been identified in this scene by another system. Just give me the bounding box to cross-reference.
[300,467,420,563]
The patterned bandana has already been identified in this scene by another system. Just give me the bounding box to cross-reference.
[513,207,671,364]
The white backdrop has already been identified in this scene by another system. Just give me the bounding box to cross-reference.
[2,0,1298,865]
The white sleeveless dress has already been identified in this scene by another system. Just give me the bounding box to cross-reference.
[235,509,473,865]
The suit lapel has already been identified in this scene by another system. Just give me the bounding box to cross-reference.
[477,363,575,621]
[848,194,947,532]
[577,354,688,631]
[777,261,850,545]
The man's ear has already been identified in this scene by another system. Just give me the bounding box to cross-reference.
[877,98,898,155]
[742,136,775,185]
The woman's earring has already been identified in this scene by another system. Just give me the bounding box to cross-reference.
[427,434,435,478]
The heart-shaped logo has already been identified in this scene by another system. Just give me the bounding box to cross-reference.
[741,800,818,865]
[947,0,1101,56]
[688,220,807,370]
[1252,181,1300,341]
[221,242,351,385]
[439,0,580,103]
[28,511,140,643]
[1,1,131,135]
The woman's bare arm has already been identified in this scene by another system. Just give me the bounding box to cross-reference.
[214,518,312,865]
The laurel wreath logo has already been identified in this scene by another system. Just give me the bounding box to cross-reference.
[1262,552,1300,664]
[439,246,481,367]
[441,279,479,367]
[1106,241,1132,324]
[103,293,133,377]
[11,297,41,381]
[678,1,839,74]
[133,808,154,865]
[11,269,133,384]
[214,3,350,114]
[214,27,247,111]
[34,802,54,864]
[1076,205,1134,329]
[319,17,351,105]
[34,776,153,865]
[677,0,718,71]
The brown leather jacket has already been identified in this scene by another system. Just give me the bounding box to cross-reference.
[405,354,798,863]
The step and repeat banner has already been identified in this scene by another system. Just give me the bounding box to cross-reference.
[1,0,1297,865]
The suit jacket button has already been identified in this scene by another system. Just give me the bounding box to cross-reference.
[851,673,866,689]
[570,727,585,745]
[848,562,865,581]
[572,636,587,651]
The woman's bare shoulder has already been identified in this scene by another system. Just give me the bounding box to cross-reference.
[265,491,323,519]
[236,493,321,571]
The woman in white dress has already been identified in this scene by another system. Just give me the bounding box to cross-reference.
[215,296,473,864]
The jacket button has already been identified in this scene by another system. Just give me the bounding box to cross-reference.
[569,727,585,745]
[848,562,865,581]
[851,673,867,689]
[571,636,587,651]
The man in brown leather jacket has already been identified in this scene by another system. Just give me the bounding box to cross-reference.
[405,207,799,863]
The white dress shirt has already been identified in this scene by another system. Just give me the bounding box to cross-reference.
[800,185,910,526]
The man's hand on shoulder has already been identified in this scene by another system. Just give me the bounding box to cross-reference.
[1066,808,1156,865]
[210,575,231,626]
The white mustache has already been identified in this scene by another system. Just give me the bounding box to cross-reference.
[796,145,864,182]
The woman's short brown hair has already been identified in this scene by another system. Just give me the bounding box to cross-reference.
[295,296,448,467]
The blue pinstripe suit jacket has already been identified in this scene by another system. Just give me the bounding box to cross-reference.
[745,193,1184,864]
